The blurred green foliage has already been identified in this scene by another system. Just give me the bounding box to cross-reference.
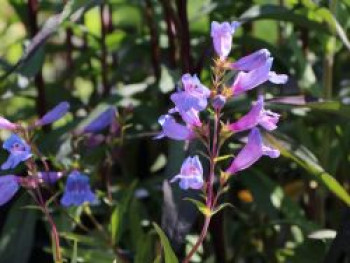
[0,0,350,262]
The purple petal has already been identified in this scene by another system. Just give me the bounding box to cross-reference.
[0,175,19,206]
[226,128,280,174]
[2,134,32,170]
[211,21,239,59]
[226,128,263,174]
[156,115,194,141]
[35,102,70,126]
[83,107,117,133]
[231,49,271,71]
[259,110,280,131]
[229,96,280,132]
[212,95,226,110]
[171,155,204,190]
[229,97,264,132]
[60,171,96,207]
[269,71,288,84]
[178,108,202,127]
[38,171,63,184]
[171,74,210,113]
[0,117,17,130]
[232,58,273,95]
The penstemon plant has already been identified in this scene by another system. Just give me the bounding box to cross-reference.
[157,21,288,262]
[0,102,120,263]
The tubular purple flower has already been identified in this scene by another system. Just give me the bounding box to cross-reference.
[0,117,18,130]
[155,115,195,141]
[0,175,20,205]
[83,107,117,133]
[231,49,271,71]
[171,155,204,190]
[35,101,70,126]
[211,21,240,60]
[226,128,280,174]
[228,96,280,132]
[38,171,63,184]
[171,74,210,113]
[61,171,96,207]
[232,58,273,96]
[1,134,32,170]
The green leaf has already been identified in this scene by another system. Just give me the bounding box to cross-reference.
[239,4,350,51]
[110,181,137,245]
[70,240,78,263]
[0,194,38,263]
[266,133,350,206]
[212,203,234,216]
[241,169,318,232]
[153,223,178,263]
[184,198,211,216]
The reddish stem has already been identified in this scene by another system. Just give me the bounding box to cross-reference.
[183,108,221,263]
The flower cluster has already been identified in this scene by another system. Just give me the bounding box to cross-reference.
[0,102,96,207]
[157,21,288,190]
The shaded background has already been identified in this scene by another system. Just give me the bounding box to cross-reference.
[0,0,350,262]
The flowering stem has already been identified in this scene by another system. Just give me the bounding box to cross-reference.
[36,188,62,263]
[183,108,221,263]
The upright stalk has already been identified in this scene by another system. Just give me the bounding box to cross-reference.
[183,110,220,263]
[182,59,226,262]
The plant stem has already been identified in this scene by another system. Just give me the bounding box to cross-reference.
[183,215,211,263]
[183,107,221,263]
[36,188,62,262]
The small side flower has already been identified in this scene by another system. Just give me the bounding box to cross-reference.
[1,134,32,170]
[83,107,117,134]
[171,156,204,190]
[211,21,240,60]
[60,171,97,207]
[35,101,70,127]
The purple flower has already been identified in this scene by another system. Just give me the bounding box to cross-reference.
[231,49,271,71]
[38,171,63,184]
[226,128,280,174]
[155,115,195,141]
[2,134,32,170]
[231,58,289,96]
[211,21,240,60]
[83,107,117,133]
[0,175,20,205]
[170,74,210,113]
[0,117,17,130]
[61,171,96,207]
[35,101,70,126]
[212,95,226,110]
[171,156,204,190]
[228,96,280,132]
[232,58,273,96]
